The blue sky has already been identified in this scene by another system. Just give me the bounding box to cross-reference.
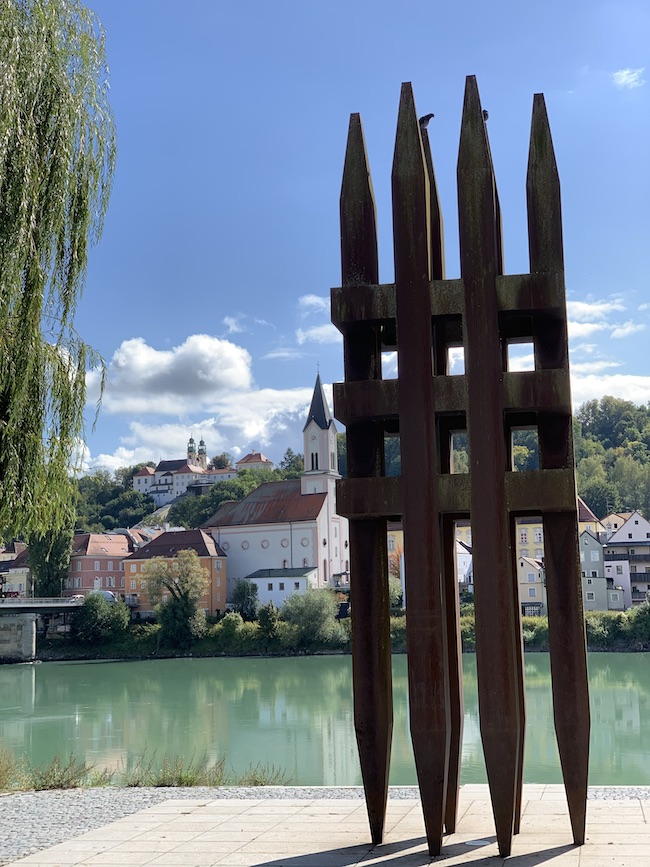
[79,0,649,473]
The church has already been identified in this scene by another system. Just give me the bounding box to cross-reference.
[203,375,350,607]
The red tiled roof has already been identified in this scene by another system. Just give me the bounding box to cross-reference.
[236,451,273,466]
[577,497,600,524]
[125,529,225,561]
[174,463,206,474]
[203,480,326,528]
[71,533,142,557]
[134,466,155,477]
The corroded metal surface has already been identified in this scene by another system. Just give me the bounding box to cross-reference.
[331,75,589,859]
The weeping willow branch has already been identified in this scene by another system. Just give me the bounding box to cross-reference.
[0,0,115,536]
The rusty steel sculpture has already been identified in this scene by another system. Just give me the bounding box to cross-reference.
[331,75,590,858]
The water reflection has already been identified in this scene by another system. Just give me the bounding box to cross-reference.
[0,653,648,785]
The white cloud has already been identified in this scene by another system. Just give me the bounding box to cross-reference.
[570,360,622,374]
[639,303,650,312]
[567,321,609,339]
[612,68,646,89]
[223,315,246,334]
[610,320,646,339]
[298,294,330,314]
[86,335,253,414]
[508,352,535,372]
[261,348,305,361]
[566,299,625,321]
[295,324,341,345]
[571,373,650,407]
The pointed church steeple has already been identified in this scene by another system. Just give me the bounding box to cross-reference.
[302,373,333,432]
[187,436,196,464]
[301,375,339,495]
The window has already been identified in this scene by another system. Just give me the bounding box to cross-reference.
[74,577,81,589]
[216,578,220,588]
[535,548,543,560]
[534,529,543,543]
[76,562,82,571]
[107,561,113,570]
[590,551,599,561]
[216,561,222,572]
[130,580,136,590]
[388,537,396,551]
[268,583,273,591]
[279,582,285,590]
[120,577,124,588]
[130,564,137,573]
[330,452,335,469]
[586,592,595,601]
[303,558,308,567]
[528,587,536,598]
[587,578,592,585]
[283,559,288,568]
[628,534,633,539]
[591,571,597,578]
[94,561,100,570]
[520,530,528,544]
[616,565,623,575]
[527,573,535,582]
[66,578,72,589]
[311,453,319,470]
[580,552,585,562]
[106,576,115,588]
[294,582,300,590]
[611,592,620,602]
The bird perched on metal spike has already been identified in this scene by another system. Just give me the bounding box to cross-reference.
[482,109,489,121]
[419,113,434,129]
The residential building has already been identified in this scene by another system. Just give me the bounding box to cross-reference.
[518,557,546,616]
[602,512,634,540]
[235,451,274,472]
[0,548,32,596]
[204,375,349,602]
[579,530,608,611]
[122,529,227,617]
[604,511,650,606]
[244,567,318,608]
[64,530,154,598]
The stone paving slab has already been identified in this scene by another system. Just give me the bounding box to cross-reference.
[4,786,650,866]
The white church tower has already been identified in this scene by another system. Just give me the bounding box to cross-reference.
[301,373,340,500]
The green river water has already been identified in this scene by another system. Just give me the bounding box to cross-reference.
[0,653,648,786]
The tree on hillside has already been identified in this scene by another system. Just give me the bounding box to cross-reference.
[75,471,155,532]
[144,550,209,648]
[208,453,233,470]
[167,470,279,529]
[0,0,116,537]
[281,589,341,650]
[28,528,74,596]
[278,448,304,478]
[114,463,155,491]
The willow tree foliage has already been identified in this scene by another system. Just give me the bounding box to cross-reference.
[0,0,116,536]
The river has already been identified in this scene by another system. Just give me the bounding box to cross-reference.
[1,653,648,786]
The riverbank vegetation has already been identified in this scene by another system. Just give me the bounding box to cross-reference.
[36,593,650,662]
[0,749,289,793]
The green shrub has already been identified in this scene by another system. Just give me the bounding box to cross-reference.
[622,602,650,649]
[460,615,475,651]
[585,610,626,650]
[70,595,130,644]
[390,616,407,652]
[281,589,340,651]
[521,616,549,650]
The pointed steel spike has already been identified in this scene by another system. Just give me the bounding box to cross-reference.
[527,93,564,274]
[339,112,392,847]
[457,73,525,858]
[393,79,450,857]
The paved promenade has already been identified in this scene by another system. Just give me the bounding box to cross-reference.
[2,785,649,866]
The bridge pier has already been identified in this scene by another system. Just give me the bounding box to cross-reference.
[0,614,36,662]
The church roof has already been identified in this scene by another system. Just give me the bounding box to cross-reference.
[155,459,188,473]
[203,480,326,528]
[302,373,333,432]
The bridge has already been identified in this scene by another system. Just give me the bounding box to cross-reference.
[0,597,83,615]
